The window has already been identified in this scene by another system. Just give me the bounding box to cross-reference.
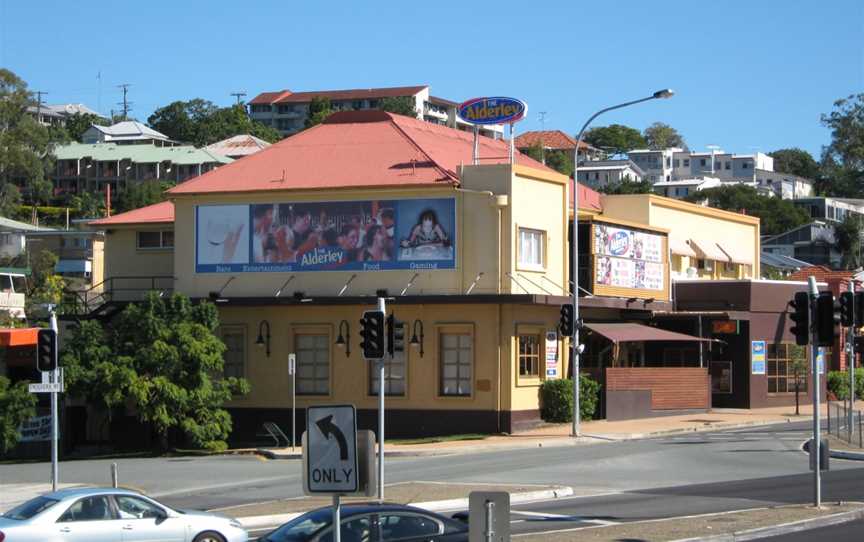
[58,496,115,522]
[697,259,707,270]
[518,228,545,270]
[725,161,731,170]
[724,261,736,273]
[518,334,542,378]
[674,159,680,167]
[594,172,599,180]
[700,158,707,167]
[296,333,330,395]
[221,326,246,379]
[742,161,750,169]
[380,514,441,540]
[440,333,472,396]
[767,343,808,393]
[683,159,690,167]
[370,349,406,396]
[318,516,373,542]
[137,230,173,249]
[115,496,165,520]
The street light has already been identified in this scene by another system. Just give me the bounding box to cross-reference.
[570,89,674,437]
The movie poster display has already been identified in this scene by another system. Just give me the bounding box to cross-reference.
[594,224,665,291]
[196,198,456,273]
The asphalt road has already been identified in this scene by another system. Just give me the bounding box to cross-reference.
[758,517,864,541]
[3,421,862,539]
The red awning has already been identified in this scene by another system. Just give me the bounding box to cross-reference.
[0,328,39,347]
[585,323,717,344]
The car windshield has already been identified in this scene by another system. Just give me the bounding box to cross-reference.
[261,508,332,541]
[2,496,61,520]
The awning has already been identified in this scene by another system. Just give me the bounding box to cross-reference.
[688,238,730,262]
[718,243,753,265]
[669,236,696,257]
[585,323,718,344]
[55,260,91,273]
[0,328,39,347]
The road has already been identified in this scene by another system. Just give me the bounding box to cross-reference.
[2,422,862,540]
[759,518,864,541]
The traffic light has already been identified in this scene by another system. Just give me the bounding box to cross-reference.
[359,310,385,360]
[789,292,810,346]
[856,292,864,328]
[815,292,840,347]
[840,291,855,327]
[36,328,57,372]
[559,304,574,337]
[386,314,405,357]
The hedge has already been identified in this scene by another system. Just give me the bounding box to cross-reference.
[827,368,864,401]
[539,375,601,423]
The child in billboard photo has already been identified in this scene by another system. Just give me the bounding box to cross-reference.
[401,209,450,250]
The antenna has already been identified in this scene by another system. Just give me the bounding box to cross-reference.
[117,83,132,119]
[230,91,247,105]
[538,111,548,131]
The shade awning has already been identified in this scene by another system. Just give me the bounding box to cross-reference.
[0,328,38,347]
[688,238,730,262]
[669,236,696,257]
[718,243,753,265]
[585,323,718,344]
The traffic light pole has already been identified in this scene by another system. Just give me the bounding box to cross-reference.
[807,276,821,508]
[49,307,59,492]
[849,280,856,441]
[377,296,386,504]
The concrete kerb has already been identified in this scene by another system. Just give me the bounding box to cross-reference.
[235,486,574,530]
[670,506,864,542]
[800,438,864,461]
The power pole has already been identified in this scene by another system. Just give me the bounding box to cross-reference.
[35,91,48,125]
[117,84,132,120]
[230,91,247,106]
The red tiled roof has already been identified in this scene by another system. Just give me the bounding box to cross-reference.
[274,85,428,104]
[90,200,174,226]
[515,130,596,152]
[786,266,856,284]
[249,90,292,105]
[168,110,566,196]
[569,179,603,212]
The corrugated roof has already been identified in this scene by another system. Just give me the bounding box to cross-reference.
[168,110,565,196]
[515,130,597,152]
[274,85,428,104]
[205,134,271,158]
[0,216,55,232]
[54,143,233,165]
[90,200,174,226]
[761,252,811,270]
[91,121,168,140]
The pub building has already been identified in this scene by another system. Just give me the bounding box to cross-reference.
[75,110,821,445]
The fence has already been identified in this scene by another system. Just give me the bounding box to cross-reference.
[827,401,864,449]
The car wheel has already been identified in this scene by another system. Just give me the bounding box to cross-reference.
[192,531,227,542]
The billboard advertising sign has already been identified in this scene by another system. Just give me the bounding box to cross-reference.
[594,224,665,291]
[196,198,456,273]
[457,97,527,125]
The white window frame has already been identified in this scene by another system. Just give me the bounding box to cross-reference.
[439,331,473,397]
[295,332,331,396]
[517,228,546,271]
[220,325,246,379]
[136,230,174,250]
[369,349,406,396]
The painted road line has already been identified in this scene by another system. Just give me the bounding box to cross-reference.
[511,509,621,526]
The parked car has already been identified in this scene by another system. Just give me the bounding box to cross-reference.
[259,503,469,542]
[0,487,248,542]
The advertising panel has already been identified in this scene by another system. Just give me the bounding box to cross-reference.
[751,340,766,375]
[196,198,456,273]
[545,330,558,379]
[594,223,665,291]
[457,97,527,125]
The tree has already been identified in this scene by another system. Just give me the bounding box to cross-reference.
[599,175,654,195]
[0,376,37,455]
[643,122,687,150]
[147,99,217,144]
[64,112,109,142]
[833,214,863,269]
[305,97,333,129]
[62,293,250,451]
[583,124,645,156]
[820,94,864,197]
[0,69,64,207]
[685,184,811,236]
[545,150,574,177]
[115,180,171,213]
[768,148,820,179]
[199,104,281,145]
[379,96,418,118]
[68,190,106,219]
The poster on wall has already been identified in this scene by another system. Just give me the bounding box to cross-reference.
[817,348,825,374]
[751,340,766,374]
[195,198,456,273]
[593,223,665,291]
[545,330,558,379]
[18,415,52,442]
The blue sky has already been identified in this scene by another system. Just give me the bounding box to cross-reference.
[2,0,861,157]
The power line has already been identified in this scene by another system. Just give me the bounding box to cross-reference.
[117,83,132,120]
[230,91,247,105]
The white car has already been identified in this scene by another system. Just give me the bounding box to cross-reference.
[0,487,248,542]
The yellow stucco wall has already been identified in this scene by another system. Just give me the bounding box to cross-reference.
[102,228,174,283]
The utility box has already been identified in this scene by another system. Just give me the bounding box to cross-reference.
[809,439,830,471]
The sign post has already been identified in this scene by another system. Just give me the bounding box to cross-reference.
[31,311,60,491]
[289,353,297,450]
[848,280,855,442]
[807,276,821,508]
[376,297,386,504]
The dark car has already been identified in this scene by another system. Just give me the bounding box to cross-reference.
[259,503,469,542]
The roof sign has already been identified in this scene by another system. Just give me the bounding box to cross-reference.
[458,97,527,125]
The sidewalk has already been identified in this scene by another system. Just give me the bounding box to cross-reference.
[259,405,825,459]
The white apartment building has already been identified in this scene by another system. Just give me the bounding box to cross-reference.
[248,85,503,139]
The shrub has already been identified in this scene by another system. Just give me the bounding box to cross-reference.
[827,368,864,400]
[539,375,601,423]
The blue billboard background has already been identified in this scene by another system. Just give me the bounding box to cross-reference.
[195,198,456,273]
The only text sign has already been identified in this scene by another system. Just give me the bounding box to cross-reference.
[304,404,358,494]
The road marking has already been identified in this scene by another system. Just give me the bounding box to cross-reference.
[511,509,621,526]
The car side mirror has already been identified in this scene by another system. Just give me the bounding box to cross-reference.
[451,512,469,523]
[154,509,168,523]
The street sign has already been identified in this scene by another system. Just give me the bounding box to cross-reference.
[288,353,296,375]
[304,405,358,494]
[29,382,63,393]
[469,491,510,542]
